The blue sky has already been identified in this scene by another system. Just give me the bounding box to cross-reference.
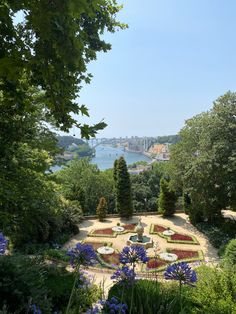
[74,0,236,138]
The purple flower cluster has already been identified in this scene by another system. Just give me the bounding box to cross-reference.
[85,305,100,314]
[119,245,149,266]
[164,262,197,286]
[31,304,41,314]
[67,243,97,267]
[77,270,92,289]
[102,297,128,314]
[0,233,8,255]
[111,266,136,285]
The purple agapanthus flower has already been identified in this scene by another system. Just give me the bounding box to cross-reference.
[67,243,97,268]
[119,245,149,266]
[0,233,8,255]
[103,297,128,314]
[77,270,92,288]
[85,304,100,314]
[164,262,197,286]
[31,304,41,314]
[111,265,136,285]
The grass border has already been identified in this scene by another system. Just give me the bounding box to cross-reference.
[149,223,200,245]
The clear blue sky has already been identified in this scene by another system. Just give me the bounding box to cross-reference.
[74,0,236,138]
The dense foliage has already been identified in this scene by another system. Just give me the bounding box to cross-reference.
[0,0,126,247]
[55,159,115,215]
[0,255,101,313]
[131,162,169,212]
[170,91,236,223]
[223,239,236,265]
[114,157,133,218]
[0,0,126,134]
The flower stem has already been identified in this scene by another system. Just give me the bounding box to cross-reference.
[179,281,182,313]
[66,265,80,314]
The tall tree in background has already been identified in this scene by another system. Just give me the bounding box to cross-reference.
[158,178,176,216]
[114,157,133,218]
[170,91,236,223]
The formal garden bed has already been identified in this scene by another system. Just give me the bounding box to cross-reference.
[149,224,199,244]
[143,248,204,272]
[88,223,137,238]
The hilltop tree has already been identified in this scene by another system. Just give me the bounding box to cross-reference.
[96,197,107,221]
[170,91,236,223]
[158,178,176,216]
[114,157,133,218]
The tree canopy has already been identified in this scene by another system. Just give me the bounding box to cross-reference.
[0,0,126,136]
[170,91,236,223]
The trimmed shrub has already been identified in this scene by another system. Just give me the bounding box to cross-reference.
[158,178,177,216]
[96,197,107,221]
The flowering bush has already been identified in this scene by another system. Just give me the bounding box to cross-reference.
[119,246,149,267]
[164,262,197,286]
[0,233,8,255]
[67,243,97,268]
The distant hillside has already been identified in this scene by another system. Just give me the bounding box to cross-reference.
[56,135,94,158]
[56,135,85,149]
[156,135,180,144]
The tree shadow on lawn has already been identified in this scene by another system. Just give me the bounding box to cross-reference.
[96,219,114,224]
[119,217,148,228]
[80,220,94,228]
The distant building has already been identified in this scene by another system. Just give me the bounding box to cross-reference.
[148,143,170,161]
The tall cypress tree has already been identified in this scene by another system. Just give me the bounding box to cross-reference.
[158,178,176,216]
[114,157,133,218]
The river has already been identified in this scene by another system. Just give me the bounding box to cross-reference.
[51,145,151,172]
[91,145,151,170]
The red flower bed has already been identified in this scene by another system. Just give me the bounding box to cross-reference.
[91,228,114,235]
[170,233,193,242]
[153,225,167,233]
[101,252,120,266]
[168,249,199,260]
[147,258,167,269]
[122,223,136,231]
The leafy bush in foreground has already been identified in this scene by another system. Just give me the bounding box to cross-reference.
[108,280,190,314]
[223,239,236,265]
[185,265,236,314]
